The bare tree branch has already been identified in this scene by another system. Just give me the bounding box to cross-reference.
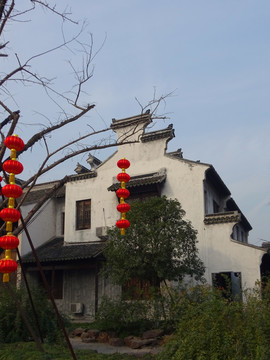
[0,1,172,243]
[0,0,8,21]
[0,0,14,36]
[19,104,95,155]
[135,89,176,120]
[31,0,77,24]
[21,138,137,190]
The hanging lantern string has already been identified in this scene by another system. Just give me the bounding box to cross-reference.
[0,135,24,282]
[116,158,131,236]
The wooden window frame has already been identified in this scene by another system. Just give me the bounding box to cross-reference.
[76,199,91,230]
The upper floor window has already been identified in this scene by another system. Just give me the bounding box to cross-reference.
[213,200,220,213]
[232,225,247,243]
[204,190,208,214]
[61,212,65,235]
[76,199,91,230]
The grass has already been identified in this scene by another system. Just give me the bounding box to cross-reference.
[0,342,156,360]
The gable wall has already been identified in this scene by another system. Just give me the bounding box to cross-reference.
[64,138,207,246]
[63,127,266,291]
[20,200,56,255]
[203,222,264,289]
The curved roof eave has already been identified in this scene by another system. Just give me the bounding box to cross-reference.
[205,165,231,197]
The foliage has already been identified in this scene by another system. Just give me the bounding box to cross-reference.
[96,296,152,336]
[95,285,203,336]
[0,342,155,360]
[103,196,205,287]
[159,284,270,360]
[0,285,70,344]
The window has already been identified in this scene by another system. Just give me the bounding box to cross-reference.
[204,190,208,214]
[213,200,219,213]
[61,212,65,235]
[236,225,239,240]
[233,225,239,241]
[212,272,242,301]
[232,225,247,243]
[76,199,91,230]
[241,231,245,243]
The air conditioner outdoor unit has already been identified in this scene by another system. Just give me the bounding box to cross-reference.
[70,303,84,314]
[96,226,108,239]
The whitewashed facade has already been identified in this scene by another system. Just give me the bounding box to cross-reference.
[20,112,268,318]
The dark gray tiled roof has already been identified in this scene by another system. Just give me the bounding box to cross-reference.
[110,113,151,130]
[68,171,97,182]
[226,198,252,231]
[23,185,65,205]
[21,237,106,264]
[141,125,175,143]
[166,148,183,159]
[107,169,167,191]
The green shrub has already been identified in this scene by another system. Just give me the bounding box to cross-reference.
[0,285,70,344]
[159,284,270,360]
[96,296,153,336]
[95,285,202,336]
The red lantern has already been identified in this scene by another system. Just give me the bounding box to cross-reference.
[4,136,25,151]
[116,158,131,235]
[116,219,130,229]
[0,235,19,249]
[2,184,23,198]
[116,188,130,199]
[0,135,24,283]
[0,208,21,222]
[3,160,23,175]
[0,259,17,274]
[117,172,130,183]
[117,159,130,170]
[117,203,131,213]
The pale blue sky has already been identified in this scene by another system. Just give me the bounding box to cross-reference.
[2,1,270,245]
